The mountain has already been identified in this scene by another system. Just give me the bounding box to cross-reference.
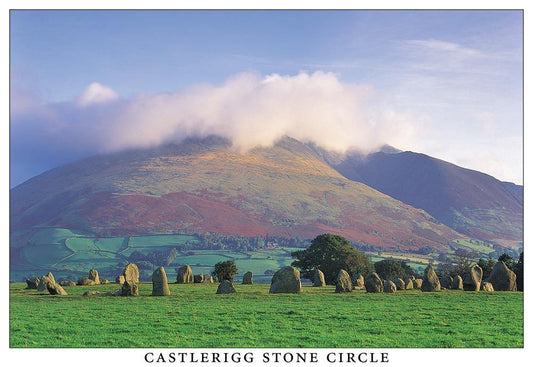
[329,149,523,247]
[11,136,462,254]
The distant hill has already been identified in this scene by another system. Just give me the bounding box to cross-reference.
[330,149,523,247]
[10,136,462,254]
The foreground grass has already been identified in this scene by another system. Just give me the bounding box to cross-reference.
[10,283,523,348]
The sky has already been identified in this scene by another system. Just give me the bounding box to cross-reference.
[10,10,523,186]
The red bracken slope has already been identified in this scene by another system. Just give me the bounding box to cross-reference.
[10,136,463,253]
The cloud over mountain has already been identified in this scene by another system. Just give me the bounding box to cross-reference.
[13,71,420,152]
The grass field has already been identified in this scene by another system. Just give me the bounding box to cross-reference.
[10,283,523,348]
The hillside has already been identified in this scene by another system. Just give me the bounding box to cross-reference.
[330,149,523,247]
[10,136,461,254]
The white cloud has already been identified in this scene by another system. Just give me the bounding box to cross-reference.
[78,82,119,107]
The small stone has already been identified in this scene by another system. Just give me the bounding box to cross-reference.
[312,269,326,287]
[152,266,170,296]
[242,271,253,284]
[335,269,353,293]
[383,280,397,293]
[216,280,236,294]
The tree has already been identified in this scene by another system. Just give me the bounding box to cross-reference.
[291,233,373,285]
[212,260,238,282]
[374,259,416,280]
[477,258,496,279]
[498,253,516,270]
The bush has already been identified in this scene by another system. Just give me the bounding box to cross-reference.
[374,259,416,281]
[291,233,373,285]
[212,260,238,282]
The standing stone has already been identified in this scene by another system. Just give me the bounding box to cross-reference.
[88,269,100,284]
[203,274,214,283]
[242,271,253,284]
[393,278,406,290]
[83,291,101,296]
[46,281,68,295]
[152,266,170,296]
[100,279,110,284]
[59,280,76,287]
[194,274,204,283]
[121,263,140,296]
[121,281,139,296]
[404,279,414,290]
[176,265,193,284]
[352,273,365,289]
[421,265,441,292]
[482,281,494,292]
[365,272,384,293]
[463,265,483,291]
[413,279,423,289]
[269,266,302,294]
[116,275,125,284]
[487,261,517,291]
[37,272,56,292]
[77,276,95,286]
[440,275,453,289]
[335,269,353,293]
[451,275,463,290]
[123,263,140,283]
[312,269,326,287]
[216,280,236,294]
[25,277,40,289]
[383,280,397,293]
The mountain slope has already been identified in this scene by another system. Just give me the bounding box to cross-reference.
[10,136,462,253]
[330,150,523,247]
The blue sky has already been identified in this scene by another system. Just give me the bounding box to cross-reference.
[10,10,523,186]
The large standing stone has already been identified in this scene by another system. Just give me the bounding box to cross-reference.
[335,269,353,293]
[123,263,140,283]
[421,265,441,292]
[352,273,365,289]
[151,266,171,296]
[194,274,204,283]
[203,274,214,283]
[463,265,483,291]
[365,272,384,293]
[393,278,406,290]
[88,269,101,284]
[176,265,193,284]
[413,279,423,289]
[383,280,397,293]
[451,275,463,290]
[242,271,253,284]
[487,261,517,291]
[37,272,56,292]
[482,281,494,292]
[269,266,302,294]
[312,269,326,287]
[216,280,236,294]
[46,281,68,295]
[121,263,140,296]
[404,278,414,290]
[25,277,40,289]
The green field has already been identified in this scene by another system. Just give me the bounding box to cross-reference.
[10,283,523,348]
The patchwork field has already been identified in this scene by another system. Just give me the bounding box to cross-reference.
[12,228,447,283]
[10,283,523,348]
